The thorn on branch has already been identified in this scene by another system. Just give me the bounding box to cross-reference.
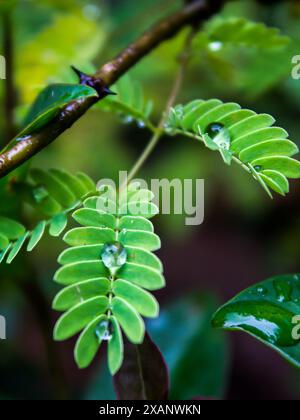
[71,65,117,99]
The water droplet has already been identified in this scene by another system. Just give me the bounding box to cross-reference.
[256,286,268,296]
[209,41,223,52]
[123,116,133,124]
[121,228,127,234]
[254,165,263,172]
[33,186,49,203]
[101,241,127,271]
[212,301,297,347]
[137,120,145,129]
[206,122,224,138]
[206,123,231,150]
[273,278,292,303]
[16,135,31,143]
[95,320,112,342]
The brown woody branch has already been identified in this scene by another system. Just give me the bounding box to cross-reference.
[0,0,223,179]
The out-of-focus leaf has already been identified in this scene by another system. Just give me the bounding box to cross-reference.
[212,274,300,369]
[148,294,229,400]
[113,332,169,400]
[16,10,106,103]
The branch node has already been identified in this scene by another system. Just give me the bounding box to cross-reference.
[71,65,116,99]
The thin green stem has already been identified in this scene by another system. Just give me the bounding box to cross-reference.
[124,29,196,188]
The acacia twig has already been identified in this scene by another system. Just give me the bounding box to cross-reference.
[0,0,223,179]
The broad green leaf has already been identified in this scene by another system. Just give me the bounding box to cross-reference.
[212,274,300,368]
[49,213,68,237]
[112,297,145,344]
[75,315,107,369]
[113,279,159,318]
[54,296,109,341]
[54,261,108,285]
[52,278,110,311]
[27,221,46,251]
[108,316,124,375]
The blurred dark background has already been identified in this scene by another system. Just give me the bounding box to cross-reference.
[0,0,300,400]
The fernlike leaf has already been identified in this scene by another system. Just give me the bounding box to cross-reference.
[97,74,154,130]
[53,184,164,375]
[204,17,290,49]
[0,169,96,264]
[166,99,300,197]
[212,274,300,369]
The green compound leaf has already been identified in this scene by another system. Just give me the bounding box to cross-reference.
[166,100,300,197]
[204,17,290,49]
[97,74,155,131]
[212,274,300,368]
[1,169,96,264]
[53,185,164,374]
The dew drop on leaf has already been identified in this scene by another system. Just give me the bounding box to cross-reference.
[206,122,231,150]
[213,301,297,347]
[254,165,263,172]
[256,286,268,296]
[101,241,127,270]
[95,320,112,342]
[273,278,292,303]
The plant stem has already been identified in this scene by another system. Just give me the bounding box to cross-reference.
[125,29,196,187]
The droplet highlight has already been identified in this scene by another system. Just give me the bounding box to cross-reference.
[95,320,112,342]
[206,122,231,150]
[273,278,292,303]
[101,241,127,271]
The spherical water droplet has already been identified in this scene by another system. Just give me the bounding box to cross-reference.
[256,286,268,296]
[137,120,145,129]
[254,165,263,172]
[206,122,224,139]
[101,241,127,270]
[206,122,231,150]
[95,320,112,342]
[123,116,133,124]
[273,278,292,303]
[209,41,223,52]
